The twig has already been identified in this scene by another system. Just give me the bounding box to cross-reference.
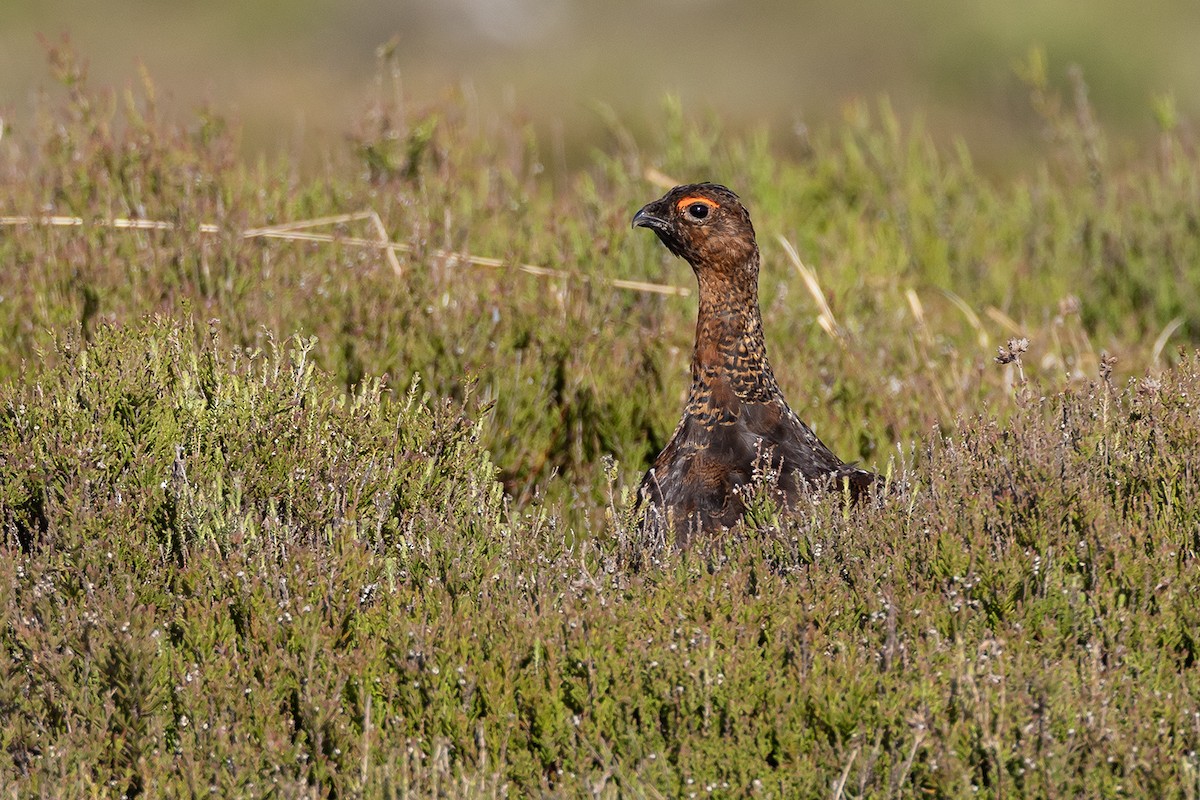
[891,729,926,795]
[831,745,859,800]
[360,690,372,788]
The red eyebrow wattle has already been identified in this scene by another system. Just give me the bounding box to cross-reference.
[675,196,719,211]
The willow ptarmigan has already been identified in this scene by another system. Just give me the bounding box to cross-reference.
[632,183,874,544]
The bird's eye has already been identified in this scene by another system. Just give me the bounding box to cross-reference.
[686,203,710,220]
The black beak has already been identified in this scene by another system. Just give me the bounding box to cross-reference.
[632,204,668,232]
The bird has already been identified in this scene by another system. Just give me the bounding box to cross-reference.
[632,182,874,546]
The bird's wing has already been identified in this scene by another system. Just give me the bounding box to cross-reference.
[738,398,875,498]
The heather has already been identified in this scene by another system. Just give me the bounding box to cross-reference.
[1,52,1200,797]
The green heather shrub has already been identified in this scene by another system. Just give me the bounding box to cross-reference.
[3,51,1200,797]
[1,317,1199,797]
[0,318,503,559]
[3,48,1200,523]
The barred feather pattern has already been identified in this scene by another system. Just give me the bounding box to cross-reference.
[633,183,874,546]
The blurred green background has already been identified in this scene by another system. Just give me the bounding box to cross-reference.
[2,0,1197,170]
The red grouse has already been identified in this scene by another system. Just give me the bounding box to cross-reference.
[633,183,874,544]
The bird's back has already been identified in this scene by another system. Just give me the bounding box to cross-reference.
[638,377,873,545]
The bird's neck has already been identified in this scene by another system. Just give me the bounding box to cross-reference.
[688,254,778,404]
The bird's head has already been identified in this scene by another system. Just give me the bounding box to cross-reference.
[632,183,758,278]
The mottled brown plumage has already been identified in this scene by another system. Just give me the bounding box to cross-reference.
[633,183,874,545]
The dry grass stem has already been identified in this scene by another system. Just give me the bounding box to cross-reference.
[777,235,842,341]
[1151,316,1185,369]
[985,306,1023,336]
[0,211,692,297]
[938,287,989,348]
[643,166,682,190]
